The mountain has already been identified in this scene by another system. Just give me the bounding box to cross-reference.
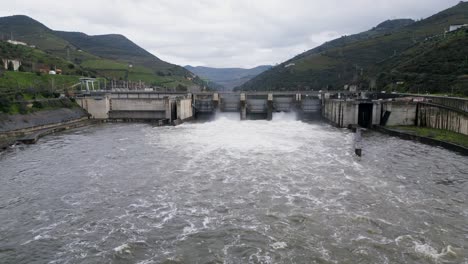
[185,65,271,90]
[239,2,468,95]
[0,15,207,90]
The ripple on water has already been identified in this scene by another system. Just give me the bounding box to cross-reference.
[0,119,466,263]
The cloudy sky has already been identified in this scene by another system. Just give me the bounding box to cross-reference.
[1,0,462,68]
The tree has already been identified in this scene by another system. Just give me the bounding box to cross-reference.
[18,65,25,72]
[7,61,14,71]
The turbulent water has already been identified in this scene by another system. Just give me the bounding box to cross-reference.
[0,113,467,264]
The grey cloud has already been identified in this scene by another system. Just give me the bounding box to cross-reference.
[0,0,461,68]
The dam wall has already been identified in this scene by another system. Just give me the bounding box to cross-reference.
[76,96,110,119]
[322,98,467,136]
[75,92,194,124]
[177,98,194,121]
[322,100,359,128]
[417,103,468,135]
[381,101,417,126]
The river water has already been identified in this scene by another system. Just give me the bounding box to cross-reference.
[0,113,467,264]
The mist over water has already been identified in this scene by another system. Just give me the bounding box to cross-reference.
[0,116,467,263]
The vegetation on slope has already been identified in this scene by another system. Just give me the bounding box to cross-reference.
[377,30,468,96]
[185,65,272,90]
[391,126,468,148]
[239,2,468,95]
[0,15,210,91]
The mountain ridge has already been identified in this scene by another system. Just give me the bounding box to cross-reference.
[239,2,468,95]
[185,65,271,90]
[0,15,207,90]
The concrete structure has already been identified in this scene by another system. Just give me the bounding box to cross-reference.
[191,92,322,120]
[80,78,100,91]
[75,91,194,124]
[74,90,467,137]
[449,24,468,32]
[240,93,247,120]
[75,95,110,119]
[177,98,194,122]
[322,95,467,137]
[2,59,21,71]
[381,101,417,126]
[417,103,468,135]
[74,90,336,123]
[322,99,417,128]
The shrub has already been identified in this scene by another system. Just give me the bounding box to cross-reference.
[7,61,14,71]
[32,101,43,109]
[18,102,28,114]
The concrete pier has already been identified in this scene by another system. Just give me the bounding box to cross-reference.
[213,93,219,111]
[267,94,273,121]
[240,93,247,120]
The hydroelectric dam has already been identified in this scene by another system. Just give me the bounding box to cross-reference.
[75,91,325,124]
[1,91,467,263]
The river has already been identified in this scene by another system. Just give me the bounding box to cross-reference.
[0,113,467,264]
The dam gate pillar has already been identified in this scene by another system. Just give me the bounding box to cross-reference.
[267,93,273,121]
[240,93,247,120]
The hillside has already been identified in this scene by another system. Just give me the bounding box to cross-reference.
[0,15,206,90]
[239,2,468,95]
[185,65,271,90]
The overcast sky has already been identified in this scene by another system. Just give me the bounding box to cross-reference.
[0,0,462,68]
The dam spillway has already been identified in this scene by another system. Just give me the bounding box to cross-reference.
[0,117,466,263]
[75,91,324,123]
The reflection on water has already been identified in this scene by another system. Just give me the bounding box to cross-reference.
[0,114,467,263]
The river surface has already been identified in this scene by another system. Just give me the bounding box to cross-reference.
[0,113,467,264]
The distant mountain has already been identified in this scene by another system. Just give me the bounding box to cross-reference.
[185,65,271,90]
[0,15,209,90]
[239,2,468,95]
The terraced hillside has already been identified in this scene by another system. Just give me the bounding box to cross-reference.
[0,15,207,90]
[239,2,468,95]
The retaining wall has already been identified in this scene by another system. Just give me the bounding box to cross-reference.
[417,103,468,135]
[382,101,417,126]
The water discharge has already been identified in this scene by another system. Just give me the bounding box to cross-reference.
[0,114,466,263]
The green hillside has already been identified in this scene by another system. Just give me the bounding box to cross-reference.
[239,2,468,95]
[377,30,468,95]
[0,15,208,90]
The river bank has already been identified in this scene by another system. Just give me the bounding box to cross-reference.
[375,125,468,155]
[0,107,91,150]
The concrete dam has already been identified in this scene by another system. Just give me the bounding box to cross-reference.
[2,91,467,263]
[75,90,467,142]
[75,91,324,123]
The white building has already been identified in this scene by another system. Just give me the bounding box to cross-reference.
[7,40,27,46]
[449,24,468,32]
[2,59,22,71]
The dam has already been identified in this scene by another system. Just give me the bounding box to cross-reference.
[74,91,324,123]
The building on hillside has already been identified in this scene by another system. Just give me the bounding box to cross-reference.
[5,39,35,48]
[55,68,62,75]
[2,58,22,71]
[344,84,359,92]
[38,65,50,74]
[7,40,27,46]
[449,24,468,32]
